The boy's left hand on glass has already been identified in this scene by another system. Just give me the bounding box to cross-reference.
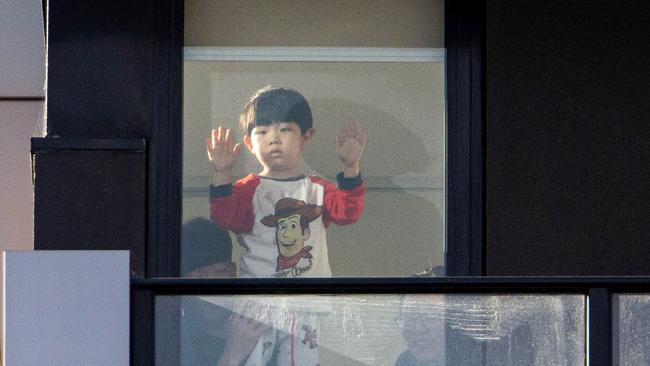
[336,119,367,177]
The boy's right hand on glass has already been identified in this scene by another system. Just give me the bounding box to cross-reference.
[205,127,242,173]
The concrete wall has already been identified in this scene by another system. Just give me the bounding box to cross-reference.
[0,0,45,353]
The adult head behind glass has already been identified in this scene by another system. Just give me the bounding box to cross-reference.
[181,218,270,366]
[395,293,446,366]
[394,267,446,366]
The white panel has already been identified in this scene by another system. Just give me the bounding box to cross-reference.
[0,0,46,96]
[3,251,129,366]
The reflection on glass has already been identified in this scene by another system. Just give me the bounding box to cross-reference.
[156,294,585,366]
[613,294,650,366]
[183,60,446,277]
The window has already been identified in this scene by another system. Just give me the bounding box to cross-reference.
[156,293,585,365]
[180,0,459,278]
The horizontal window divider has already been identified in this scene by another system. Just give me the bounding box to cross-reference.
[183,175,445,195]
[184,47,445,63]
[31,137,146,152]
[131,276,650,295]
[0,96,45,101]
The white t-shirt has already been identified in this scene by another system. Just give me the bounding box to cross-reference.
[209,173,365,278]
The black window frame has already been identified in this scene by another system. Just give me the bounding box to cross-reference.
[147,0,485,279]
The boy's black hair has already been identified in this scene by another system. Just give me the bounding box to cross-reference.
[239,86,313,135]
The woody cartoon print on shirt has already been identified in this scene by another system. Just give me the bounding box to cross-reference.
[261,198,322,277]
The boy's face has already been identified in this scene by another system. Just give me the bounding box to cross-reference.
[244,122,312,178]
[276,214,309,257]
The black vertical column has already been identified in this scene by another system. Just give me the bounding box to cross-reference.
[446,0,486,276]
[148,0,184,278]
[34,1,182,278]
[34,0,157,275]
[589,288,612,366]
[45,1,154,137]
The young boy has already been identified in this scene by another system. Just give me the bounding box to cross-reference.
[206,85,366,278]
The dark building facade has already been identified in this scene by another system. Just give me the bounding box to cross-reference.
[32,1,650,365]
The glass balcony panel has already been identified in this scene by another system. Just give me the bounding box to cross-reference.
[155,294,585,365]
[613,294,650,366]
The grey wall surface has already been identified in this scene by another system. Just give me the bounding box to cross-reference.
[0,0,43,250]
[486,0,650,275]
[3,251,129,366]
[0,0,45,97]
[0,0,45,350]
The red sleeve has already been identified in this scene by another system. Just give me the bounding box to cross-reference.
[209,174,260,233]
[310,175,365,227]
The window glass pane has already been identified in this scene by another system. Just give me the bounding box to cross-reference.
[156,294,585,365]
[613,294,650,365]
[182,0,446,278]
